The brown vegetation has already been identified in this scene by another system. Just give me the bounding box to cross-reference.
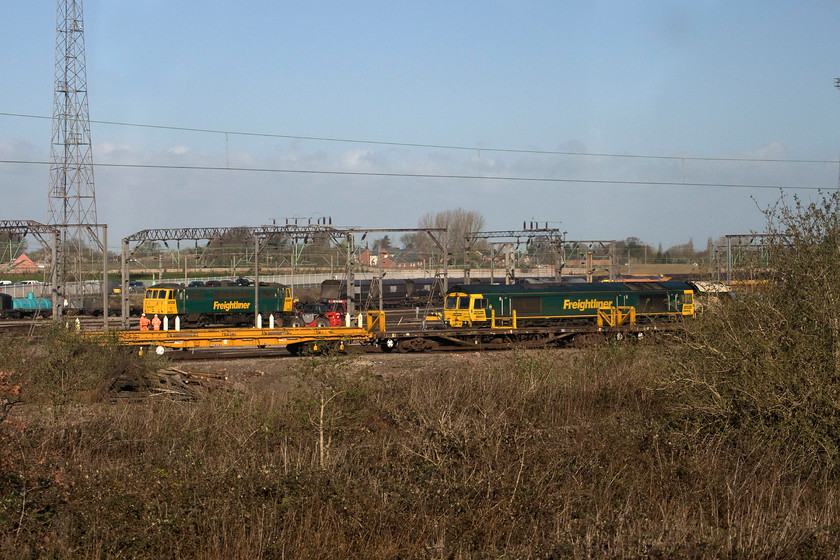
[1,337,839,558]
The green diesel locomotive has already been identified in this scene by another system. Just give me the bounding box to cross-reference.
[443,281,695,328]
[143,283,297,327]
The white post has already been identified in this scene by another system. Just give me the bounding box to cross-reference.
[269,314,275,329]
[163,316,169,331]
[175,316,181,331]
[256,313,263,329]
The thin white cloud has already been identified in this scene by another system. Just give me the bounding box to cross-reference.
[168,145,191,156]
[737,142,787,160]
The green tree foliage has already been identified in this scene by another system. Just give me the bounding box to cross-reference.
[372,234,393,252]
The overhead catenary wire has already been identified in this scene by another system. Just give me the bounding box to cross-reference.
[0,158,827,191]
[0,111,835,191]
[1,110,837,165]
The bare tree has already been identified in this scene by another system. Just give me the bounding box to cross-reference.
[413,209,485,257]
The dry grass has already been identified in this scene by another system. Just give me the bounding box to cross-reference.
[2,331,840,558]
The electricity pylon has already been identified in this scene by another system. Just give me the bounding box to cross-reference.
[49,0,101,303]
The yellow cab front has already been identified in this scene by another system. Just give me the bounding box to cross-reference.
[443,292,488,328]
[143,288,179,316]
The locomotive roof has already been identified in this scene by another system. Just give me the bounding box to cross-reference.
[145,282,289,292]
[448,280,693,295]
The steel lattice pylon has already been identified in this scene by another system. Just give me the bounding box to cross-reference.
[49,0,98,285]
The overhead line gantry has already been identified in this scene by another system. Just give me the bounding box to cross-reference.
[120,224,447,328]
[0,220,63,318]
[463,224,565,285]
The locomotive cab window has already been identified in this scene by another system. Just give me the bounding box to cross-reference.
[473,298,488,310]
[445,295,459,309]
[458,296,470,309]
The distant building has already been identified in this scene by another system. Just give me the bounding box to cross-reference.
[10,253,38,273]
[391,249,426,269]
[359,249,396,268]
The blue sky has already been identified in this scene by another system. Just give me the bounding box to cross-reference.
[2,1,840,251]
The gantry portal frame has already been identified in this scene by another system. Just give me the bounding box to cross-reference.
[0,220,62,317]
[253,226,447,321]
[2,220,109,325]
[463,224,565,285]
[720,234,775,284]
[120,226,301,328]
[561,240,619,281]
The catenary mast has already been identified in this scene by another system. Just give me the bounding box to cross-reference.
[49,0,99,302]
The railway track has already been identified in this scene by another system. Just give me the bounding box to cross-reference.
[153,340,511,361]
[0,316,121,335]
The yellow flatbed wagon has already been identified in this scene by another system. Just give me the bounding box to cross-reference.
[86,312,386,355]
[86,309,681,355]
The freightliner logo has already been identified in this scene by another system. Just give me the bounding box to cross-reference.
[563,299,613,311]
[213,300,252,311]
